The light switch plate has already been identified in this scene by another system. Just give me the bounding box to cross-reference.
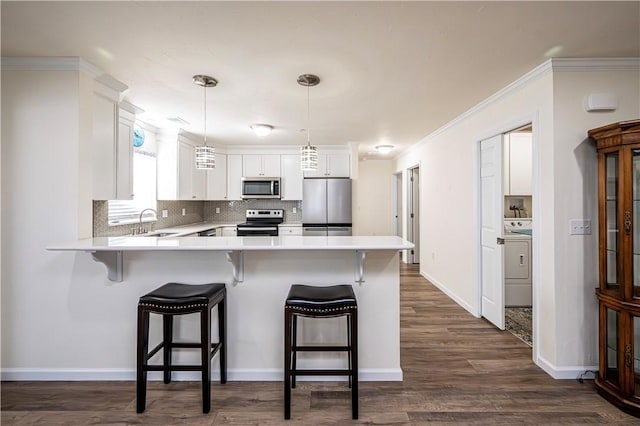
[570,219,592,235]
[293,207,297,213]
[182,208,186,216]
[162,210,168,218]
[215,207,220,214]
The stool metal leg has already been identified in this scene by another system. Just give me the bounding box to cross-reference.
[201,307,212,414]
[218,296,227,384]
[347,315,352,389]
[284,308,292,420]
[163,315,173,384]
[136,307,150,413]
[351,309,359,420]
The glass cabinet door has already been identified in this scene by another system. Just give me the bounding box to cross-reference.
[606,307,620,386]
[606,153,620,290]
[633,149,639,296]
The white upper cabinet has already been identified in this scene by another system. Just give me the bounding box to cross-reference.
[504,132,532,196]
[280,154,303,200]
[243,154,281,177]
[157,131,206,200]
[91,76,135,200]
[206,153,227,200]
[304,153,350,178]
[227,154,243,200]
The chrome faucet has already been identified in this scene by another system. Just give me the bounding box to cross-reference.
[138,208,158,234]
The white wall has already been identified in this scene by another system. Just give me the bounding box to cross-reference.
[355,159,394,236]
[394,58,640,377]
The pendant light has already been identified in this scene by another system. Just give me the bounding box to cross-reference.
[193,74,217,169]
[298,74,320,171]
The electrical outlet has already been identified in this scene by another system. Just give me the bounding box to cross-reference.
[162,210,168,218]
[293,207,297,213]
[182,208,186,216]
[570,219,592,235]
[215,207,220,214]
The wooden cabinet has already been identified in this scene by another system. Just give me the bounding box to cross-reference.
[503,132,532,196]
[243,154,280,177]
[280,154,303,200]
[304,153,350,178]
[591,119,640,417]
[157,131,206,200]
[206,153,227,200]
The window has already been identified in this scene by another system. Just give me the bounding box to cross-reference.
[108,124,157,225]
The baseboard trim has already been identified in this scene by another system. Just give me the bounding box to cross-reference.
[1,368,402,382]
[535,355,598,380]
[421,271,477,317]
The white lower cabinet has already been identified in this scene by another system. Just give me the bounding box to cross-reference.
[279,225,302,236]
[221,226,237,237]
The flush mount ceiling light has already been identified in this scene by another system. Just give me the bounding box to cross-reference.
[298,74,320,171]
[193,74,217,169]
[376,145,394,154]
[250,123,274,137]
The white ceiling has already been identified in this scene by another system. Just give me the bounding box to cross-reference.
[2,1,639,159]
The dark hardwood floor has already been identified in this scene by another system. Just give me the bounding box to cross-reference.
[3,263,638,424]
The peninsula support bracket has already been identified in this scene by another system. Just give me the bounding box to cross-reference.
[355,250,366,284]
[226,251,244,284]
[90,251,123,283]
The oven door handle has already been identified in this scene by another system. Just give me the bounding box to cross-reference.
[238,227,277,231]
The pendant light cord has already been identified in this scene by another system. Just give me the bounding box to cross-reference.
[203,84,207,145]
[307,83,311,146]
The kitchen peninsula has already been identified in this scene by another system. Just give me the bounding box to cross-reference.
[47,235,413,382]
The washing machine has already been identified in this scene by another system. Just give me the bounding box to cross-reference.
[504,219,532,307]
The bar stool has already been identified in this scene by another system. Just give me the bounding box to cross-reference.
[136,282,226,414]
[284,284,358,420]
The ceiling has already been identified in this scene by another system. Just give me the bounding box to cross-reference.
[2,2,639,159]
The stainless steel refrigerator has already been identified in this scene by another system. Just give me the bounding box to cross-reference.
[302,178,352,236]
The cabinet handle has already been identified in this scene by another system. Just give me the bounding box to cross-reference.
[625,343,633,367]
[519,255,524,266]
[624,210,632,236]
[192,196,196,199]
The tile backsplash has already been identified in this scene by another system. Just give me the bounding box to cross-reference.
[93,199,302,237]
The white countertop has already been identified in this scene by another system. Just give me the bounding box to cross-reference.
[48,235,414,252]
[147,221,240,237]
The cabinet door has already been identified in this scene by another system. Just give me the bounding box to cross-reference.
[92,94,118,200]
[508,133,532,195]
[116,113,134,200]
[303,155,328,178]
[206,153,227,200]
[243,154,263,176]
[227,154,243,200]
[281,154,303,200]
[221,226,237,237]
[632,148,640,295]
[326,154,350,177]
[280,226,302,236]
[192,165,206,199]
[178,142,194,200]
[262,155,281,177]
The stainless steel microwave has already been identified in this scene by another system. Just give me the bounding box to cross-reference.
[241,177,281,199]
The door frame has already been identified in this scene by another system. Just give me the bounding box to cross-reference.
[474,113,540,362]
[407,165,420,264]
[392,172,403,238]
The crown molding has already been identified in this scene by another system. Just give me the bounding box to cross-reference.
[551,57,640,72]
[398,57,640,160]
[1,56,103,76]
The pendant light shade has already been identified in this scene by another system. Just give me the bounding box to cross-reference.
[298,74,320,171]
[193,74,217,170]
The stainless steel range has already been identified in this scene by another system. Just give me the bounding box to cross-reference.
[236,209,284,236]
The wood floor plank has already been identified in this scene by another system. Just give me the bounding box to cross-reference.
[2,263,640,424]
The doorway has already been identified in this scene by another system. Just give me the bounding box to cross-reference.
[407,166,420,264]
[393,172,403,238]
[479,123,535,348]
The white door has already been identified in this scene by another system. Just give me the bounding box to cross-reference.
[408,166,420,264]
[480,134,505,329]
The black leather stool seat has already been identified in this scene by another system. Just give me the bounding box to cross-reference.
[139,283,225,309]
[284,284,358,420]
[285,284,357,313]
[136,282,226,414]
